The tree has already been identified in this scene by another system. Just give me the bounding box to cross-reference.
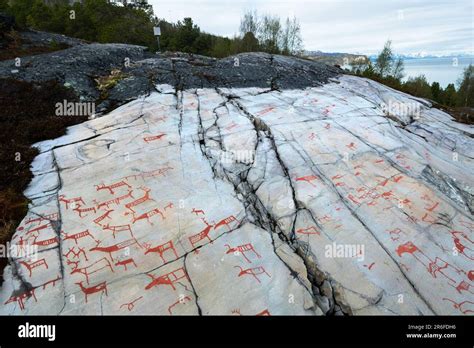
[442,83,457,107]
[392,57,404,80]
[431,82,442,104]
[26,0,53,30]
[174,17,200,53]
[240,31,259,52]
[0,0,9,11]
[403,75,432,99]
[361,61,376,78]
[258,14,281,54]
[8,0,35,28]
[281,16,303,55]
[240,9,259,37]
[375,40,394,77]
[456,64,473,107]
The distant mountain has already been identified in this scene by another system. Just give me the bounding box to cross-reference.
[368,52,474,60]
[304,50,368,66]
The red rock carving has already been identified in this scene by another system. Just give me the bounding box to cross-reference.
[144,133,166,143]
[145,267,190,291]
[120,296,143,311]
[393,175,404,183]
[90,238,142,261]
[132,208,165,225]
[346,142,356,150]
[387,228,405,242]
[41,276,61,290]
[32,236,59,247]
[191,208,205,216]
[4,289,37,311]
[348,194,360,205]
[189,219,214,248]
[425,202,440,212]
[225,243,261,263]
[102,224,134,239]
[93,209,114,226]
[364,262,375,270]
[70,257,114,284]
[168,296,192,315]
[95,180,131,195]
[256,309,271,316]
[73,206,97,218]
[64,247,88,261]
[124,187,154,214]
[25,223,51,236]
[58,195,85,209]
[94,190,134,210]
[19,259,49,277]
[296,226,320,236]
[214,215,237,231]
[124,166,173,181]
[295,175,319,187]
[451,231,473,260]
[115,258,137,271]
[25,213,59,225]
[62,229,96,244]
[396,242,463,283]
[76,281,108,303]
[257,106,275,116]
[234,265,271,283]
[451,280,474,294]
[442,298,474,314]
[144,240,178,263]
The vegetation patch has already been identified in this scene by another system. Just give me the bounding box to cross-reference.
[0,78,87,284]
[95,68,128,99]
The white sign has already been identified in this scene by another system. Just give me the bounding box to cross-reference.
[153,27,161,36]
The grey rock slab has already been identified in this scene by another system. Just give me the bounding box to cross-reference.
[1,73,472,316]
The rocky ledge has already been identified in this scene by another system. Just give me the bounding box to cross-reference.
[0,41,339,111]
[0,46,473,315]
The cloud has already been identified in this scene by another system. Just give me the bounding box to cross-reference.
[148,0,473,55]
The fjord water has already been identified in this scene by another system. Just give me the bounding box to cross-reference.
[402,56,473,88]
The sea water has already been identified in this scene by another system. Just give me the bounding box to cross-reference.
[402,57,473,88]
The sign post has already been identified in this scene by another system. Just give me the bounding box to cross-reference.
[153,26,161,53]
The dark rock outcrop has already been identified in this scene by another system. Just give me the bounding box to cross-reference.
[0,42,340,110]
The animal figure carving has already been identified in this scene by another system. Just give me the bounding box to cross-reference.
[58,195,85,210]
[144,240,178,263]
[124,187,154,214]
[225,243,261,263]
[214,215,237,231]
[189,219,214,248]
[95,181,131,195]
[234,265,271,283]
[19,259,49,277]
[295,175,319,187]
[145,268,190,291]
[76,281,108,303]
[73,206,97,218]
[4,289,37,311]
[70,257,114,284]
[62,230,96,244]
[132,208,165,225]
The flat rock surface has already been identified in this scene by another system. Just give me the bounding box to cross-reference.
[1,74,473,315]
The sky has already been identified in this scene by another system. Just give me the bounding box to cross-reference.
[148,0,473,56]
